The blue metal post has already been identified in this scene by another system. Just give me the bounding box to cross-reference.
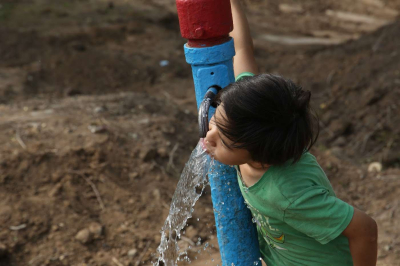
[184,39,261,266]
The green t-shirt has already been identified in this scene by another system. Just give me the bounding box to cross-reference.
[236,153,354,266]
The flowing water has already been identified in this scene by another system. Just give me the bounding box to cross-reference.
[154,140,214,266]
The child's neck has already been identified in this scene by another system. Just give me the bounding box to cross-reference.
[239,162,270,187]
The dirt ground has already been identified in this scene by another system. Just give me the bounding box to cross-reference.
[0,0,399,265]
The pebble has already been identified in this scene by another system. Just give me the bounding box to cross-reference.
[127,249,137,258]
[88,222,103,239]
[88,124,108,134]
[94,106,107,113]
[152,189,161,201]
[129,172,139,180]
[157,147,168,158]
[368,162,382,173]
[159,60,170,67]
[279,3,303,14]
[75,228,92,244]
[130,133,139,140]
[384,245,392,251]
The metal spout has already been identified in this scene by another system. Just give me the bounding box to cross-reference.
[198,86,220,138]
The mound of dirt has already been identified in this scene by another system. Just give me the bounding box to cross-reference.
[255,21,400,168]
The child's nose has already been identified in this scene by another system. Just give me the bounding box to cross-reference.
[205,124,217,147]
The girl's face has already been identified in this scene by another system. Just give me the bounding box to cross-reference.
[204,105,252,166]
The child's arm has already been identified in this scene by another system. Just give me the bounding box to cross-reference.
[230,0,258,77]
[342,208,378,266]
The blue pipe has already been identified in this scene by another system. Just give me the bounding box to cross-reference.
[184,38,261,265]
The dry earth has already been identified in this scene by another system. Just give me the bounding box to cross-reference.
[0,0,399,265]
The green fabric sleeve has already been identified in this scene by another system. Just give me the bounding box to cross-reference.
[283,186,354,245]
[235,72,255,82]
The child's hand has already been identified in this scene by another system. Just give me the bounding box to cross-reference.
[342,208,378,266]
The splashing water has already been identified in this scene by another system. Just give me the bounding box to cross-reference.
[154,139,214,266]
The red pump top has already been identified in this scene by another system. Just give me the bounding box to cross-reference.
[176,0,233,47]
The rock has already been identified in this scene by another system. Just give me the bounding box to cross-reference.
[185,226,198,239]
[88,222,103,239]
[384,245,392,251]
[129,172,139,180]
[127,249,137,258]
[152,189,161,201]
[368,162,382,173]
[279,4,303,14]
[130,133,139,140]
[88,124,108,134]
[157,147,168,158]
[75,228,92,244]
[94,106,107,113]
[0,243,7,257]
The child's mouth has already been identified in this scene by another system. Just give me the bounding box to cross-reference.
[200,138,207,151]
[200,138,214,157]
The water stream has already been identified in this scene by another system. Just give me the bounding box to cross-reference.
[154,140,214,266]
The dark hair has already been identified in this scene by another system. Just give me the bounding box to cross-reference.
[213,73,319,166]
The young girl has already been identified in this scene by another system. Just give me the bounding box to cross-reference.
[204,1,378,265]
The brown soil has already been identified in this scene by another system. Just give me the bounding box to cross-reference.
[0,0,399,265]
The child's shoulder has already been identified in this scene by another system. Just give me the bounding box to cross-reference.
[274,152,322,176]
[270,152,334,202]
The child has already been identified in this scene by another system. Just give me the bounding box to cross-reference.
[204,1,378,265]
